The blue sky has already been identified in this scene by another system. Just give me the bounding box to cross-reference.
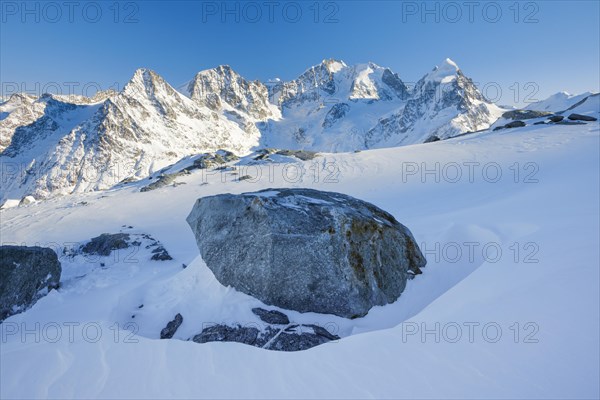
[1,0,599,105]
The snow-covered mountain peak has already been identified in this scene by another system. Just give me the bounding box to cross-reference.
[183,65,275,120]
[320,58,348,73]
[121,68,176,99]
[425,58,461,83]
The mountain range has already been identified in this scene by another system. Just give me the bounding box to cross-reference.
[0,58,593,201]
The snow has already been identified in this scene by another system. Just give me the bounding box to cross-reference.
[0,199,20,209]
[426,58,460,83]
[323,59,347,73]
[525,91,594,112]
[1,120,598,399]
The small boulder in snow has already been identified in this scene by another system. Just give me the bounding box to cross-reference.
[82,233,131,257]
[160,313,183,339]
[568,113,597,122]
[0,246,61,321]
[548,115,564,123]
[504,120,526,129]
[187,188,426,319]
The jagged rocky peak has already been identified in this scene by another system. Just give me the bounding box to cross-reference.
[2,93,38,107]
[122,68,179,100]
[364,58,501,147]
[412,58,487,106]
[349,62,409,101]
[270,58,408,107]
[184,65,274,120]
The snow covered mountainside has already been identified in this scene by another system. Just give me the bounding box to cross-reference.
[525,91,593,112]
[1,58,504,202]
[1,119,598,399]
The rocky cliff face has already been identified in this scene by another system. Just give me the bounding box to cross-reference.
[183,65,278,121]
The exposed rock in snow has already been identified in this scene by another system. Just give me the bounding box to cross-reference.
[192,321,340,351]
[160,313,183,339]
[186,188,426,318]
[568,113,597,121]
[0,246,61,321]
[252,307,290,325]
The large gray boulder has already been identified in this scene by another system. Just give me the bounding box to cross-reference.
[0,246,61,320]
[186,188,426,318]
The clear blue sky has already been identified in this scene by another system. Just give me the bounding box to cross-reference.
[1,0,599,106]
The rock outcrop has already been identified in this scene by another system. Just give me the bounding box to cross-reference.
[0,246,61,320]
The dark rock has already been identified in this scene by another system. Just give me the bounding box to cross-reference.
[187,188,426,319]
[189,151,238,171]
[274,149,318,161]
[533,121,546,125]
[493,126,505,131]
[502,110,552,120]
[193,324,261,346]
[424,135,441,143]
[322,103,350,128]
[140,174,178,192]
[238,175,253,181]
[0,246,61,320]
[191,322,340,351]
[556,121,587,125]
[252,308,290,325]
[568,113,597,122]
[381,69,409,99]
[150,246,172,261]
[548,115,564,123]
[81,233,131,257]
[504,120,526,129]
[160,313,183,339]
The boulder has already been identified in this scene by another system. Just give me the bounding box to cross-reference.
[151,246,172,261]
[504,120,526,129]
[568,113,597,122]
[160,313,183,339]
[0,246,61,320]
[82,233,131,256]
[548,115,564,123]
[186,188,426,319]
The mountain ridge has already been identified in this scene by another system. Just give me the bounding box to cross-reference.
[3,58,593,202]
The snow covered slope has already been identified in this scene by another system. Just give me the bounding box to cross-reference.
[525,91,594,112]
[1,120,598,399]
